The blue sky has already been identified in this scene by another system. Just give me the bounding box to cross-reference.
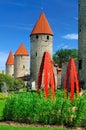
[0,0,78,70]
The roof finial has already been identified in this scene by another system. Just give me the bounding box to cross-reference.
[40,0,44,12]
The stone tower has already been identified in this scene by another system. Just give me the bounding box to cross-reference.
[14,43,29,78]
[78,0,86,88]
[30,12,53,81]
[6,50,14,77]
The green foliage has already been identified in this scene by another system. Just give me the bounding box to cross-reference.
[0,73,14,91]
[13,79,24,91]
[0,100,6,120]
[0,73,24,92]
[74,96,86,126]
[0,93,8,100]
[3,91,70,125]
[53,49,78,67]
[2,90,86,127]
[59,99,72,125]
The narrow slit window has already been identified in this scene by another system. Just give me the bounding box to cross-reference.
[47,35,49,40]
[79,28,81,32]
[36,52,37,56]
[79,59,82,70]
[23,65,25,69]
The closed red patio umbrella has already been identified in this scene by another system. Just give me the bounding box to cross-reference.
[37,52,55,99]
[64,58,81,101]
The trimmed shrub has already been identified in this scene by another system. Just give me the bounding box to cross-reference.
[3,90,86,126]
[74,95,86,127]
[59,99,73,126]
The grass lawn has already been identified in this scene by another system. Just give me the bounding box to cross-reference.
[0,100,6,120]
[0,125,68,130]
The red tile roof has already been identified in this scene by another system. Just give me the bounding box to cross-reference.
[30,12,53,36]
[14,44,29,56]
[6,51,14,65]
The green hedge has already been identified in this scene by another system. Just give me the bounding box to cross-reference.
[74,95,86,127]
[3,90,86,126]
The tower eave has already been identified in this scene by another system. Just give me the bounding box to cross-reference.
[30,33,54,37]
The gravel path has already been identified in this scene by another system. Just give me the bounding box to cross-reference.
[0,121,85,130]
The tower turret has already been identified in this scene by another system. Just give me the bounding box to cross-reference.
[30,12,53,81]
[14,43,29,78]
[6,50,14,77]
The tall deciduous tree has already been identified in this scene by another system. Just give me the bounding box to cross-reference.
[53,49,78,67]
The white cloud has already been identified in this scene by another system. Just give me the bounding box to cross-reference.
[62,33,78,40]
[0,24,33,31]
[8,2,26,7]
[56,43,69,50]
[8,1,41,9]
[0,52,8,70]
[74,17,78,21]
[62,45,68,49]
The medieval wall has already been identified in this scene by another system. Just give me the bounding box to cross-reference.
[62,60,78,88]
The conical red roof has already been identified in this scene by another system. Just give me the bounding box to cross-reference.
[6,51,14,65]
[30,12,53,36]
[14,43,29,56]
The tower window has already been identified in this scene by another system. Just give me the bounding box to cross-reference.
[36,35,38,39]
[36,52,37,56]
[47,35,49,40]
[12,74,14,77]
[23,65,25,69]
[79,3,80,10]
[79,60,82,70]
[79,24,81,32]
[79,28,81,32]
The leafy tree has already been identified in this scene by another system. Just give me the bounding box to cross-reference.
[53,49,78,67]
[0,74,13,91]
[0,73,24,92]
[14,79,24,91]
